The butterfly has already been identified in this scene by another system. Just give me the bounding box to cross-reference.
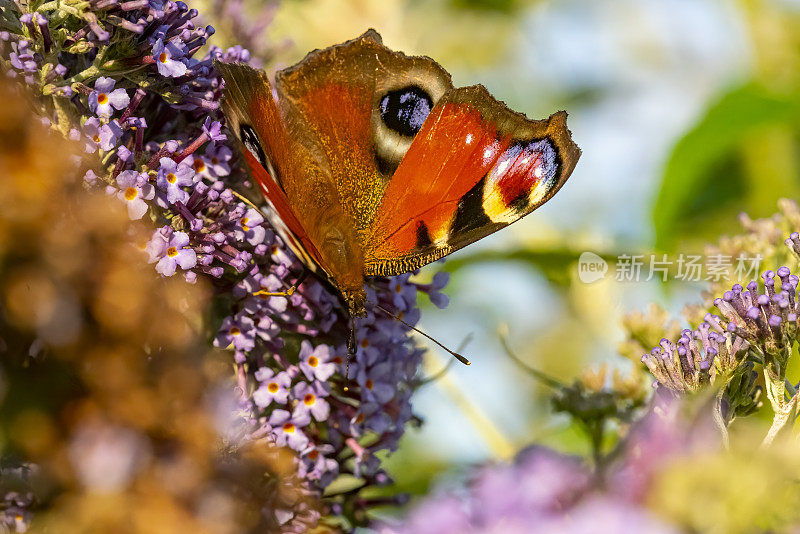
[216,29,581,322]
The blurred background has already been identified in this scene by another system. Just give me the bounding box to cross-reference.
[207,0,800,506]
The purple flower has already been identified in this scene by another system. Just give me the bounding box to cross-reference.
[9,41,37,73]
[252,369,291,407]
[299,445,338,486]
[235,208,266,246]
[84,169,99,185]
[428,271,450,308]
[214,314,256,351]
[83,117,122,152]
[268,409,311,451]
[388,273,418,310]
[291,382,330,421]
[152,38,187,77]
[156,157,194,203]
[201,117,226,142]
[205,144,232,177]
[298,341,337,382]
[357,362,396,405]
[186,153,212,179]
[115,170,154,219]
[153,231,197,276]
[88,77,130,118]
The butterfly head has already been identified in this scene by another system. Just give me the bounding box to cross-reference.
[342,289,367,318]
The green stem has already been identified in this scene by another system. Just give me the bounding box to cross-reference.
[713,386,730,449]
[761,352,799,446]
[65,64,99,86]
[498,333,563,389]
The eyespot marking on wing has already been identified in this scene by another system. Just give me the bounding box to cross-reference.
[379,85,433,137]
[371,74,450,177]
[482,137,561,223]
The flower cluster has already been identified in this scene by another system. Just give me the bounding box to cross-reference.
[640,259,800,441]
[1,0,452,526]
[714,268,800,353]
[641,319,749,394]
[379,394,714,534]
[222,267,450,493]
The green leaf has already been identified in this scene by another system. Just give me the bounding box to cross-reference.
[653,82,800,251]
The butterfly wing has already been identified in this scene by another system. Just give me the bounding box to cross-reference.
[363,85,581,276]
[216,61,330,275]
[220,31,580,294]
[274,29,454,244]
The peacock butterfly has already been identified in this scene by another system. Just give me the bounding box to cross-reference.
[216,29,581,321]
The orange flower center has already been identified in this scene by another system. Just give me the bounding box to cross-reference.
[192,159,205,172]
[360,338,369,348]
[166,246,178,257]
[240,217,249,232]
[365,379,374,390]
[332,356,343,364]
[229,326,241,336]
[92,134,101,143]
[282,422,295,433]
[97,93,108,105]
[307,450,319,460]
[267,382,279,393]
[158,52,168,63]
[166,172,177,184]
[355,413,364,423]
[303,393,315,406]
[124,187,137,201]
[308,356,319,367]
[211,157,219,164]
[395,284,402,293]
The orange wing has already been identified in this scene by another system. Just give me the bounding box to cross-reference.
[364,85,581,276]
[216,61,328,274]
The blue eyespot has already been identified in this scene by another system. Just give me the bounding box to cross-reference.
[379,86,433,137]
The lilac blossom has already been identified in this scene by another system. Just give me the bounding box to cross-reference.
[204,144,233,178]
[88,77,130,118]
[252,369,291,407]
[83,118,123,153]
[269,409,311,450]
[156,157,194,204]
[235,208,267,246]
[298,340,337,382]
[291,381,330,421]
[152,38,188,77]
[116,170,154,219]
[8,41,37,73]
[152,231,198,276]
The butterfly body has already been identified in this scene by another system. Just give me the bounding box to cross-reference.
[217,30,580,318]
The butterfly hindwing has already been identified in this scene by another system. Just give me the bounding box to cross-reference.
[364,85,581,276]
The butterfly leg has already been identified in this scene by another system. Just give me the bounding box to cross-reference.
[254,268,309,298]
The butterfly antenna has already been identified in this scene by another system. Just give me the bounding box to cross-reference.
[373,304,471,366]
